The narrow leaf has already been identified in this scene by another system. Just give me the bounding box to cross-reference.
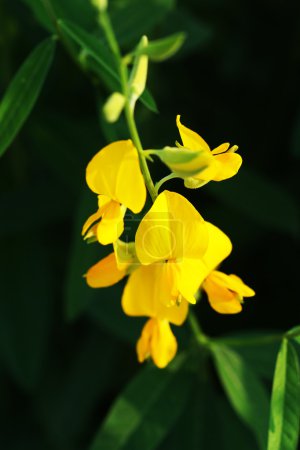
[89,354,190,450]
[213,345,269,449]
[268,339,300,450]
[57,19,120,90]
[134,32,186,62]
[0,38,55,157]
[140,89,158,113]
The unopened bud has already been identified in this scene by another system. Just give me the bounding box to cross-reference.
[103,92,125,123]
[129,36,149,106]
[91,0,107,13]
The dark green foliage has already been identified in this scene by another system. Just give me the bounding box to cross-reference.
[1,0,300,449]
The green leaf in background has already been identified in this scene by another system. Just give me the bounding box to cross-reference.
[0,38,55,157]
[212,345,269,450]
[57,19,120,90]
[217,331,280,380]
[89,353,190,450]
[0,235,53,390]
[140,89,159,114]
[111,0,175,46]
[23,0,97,32]
[134,32,186,62]
[207,167,300,238]
[286,325,300,345]
[267,338,300,450]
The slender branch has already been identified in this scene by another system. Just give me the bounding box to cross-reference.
[98,9,157,202]
[188,310,209,346]
[155,173,178,193]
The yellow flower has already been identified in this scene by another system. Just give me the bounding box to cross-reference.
[192,221,255,313]
[176,115,242,188]
[82,140,146,245]
[135,190,209,305]
[122,264,188,368]
[203,271,255,314]
[85,243,188,368]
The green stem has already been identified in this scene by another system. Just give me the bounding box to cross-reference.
[155,173,178,193]
[214,329,300,348]
[99,9,157,202]
[188,310,209,346]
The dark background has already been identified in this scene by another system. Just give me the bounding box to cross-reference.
[0,0,299,448]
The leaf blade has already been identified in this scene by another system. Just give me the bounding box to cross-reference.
[267,339,300,450]
[212,345,270,449]
[89,354,190,450]
[0,38,55,157]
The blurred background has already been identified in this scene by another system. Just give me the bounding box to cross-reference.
[0,0,299,448]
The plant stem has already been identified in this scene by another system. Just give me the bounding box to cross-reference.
[155,173,178,193]
[99,9,157,202]
[188,310,209,346]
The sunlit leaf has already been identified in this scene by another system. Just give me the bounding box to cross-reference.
[213,345,269,449]
[267,339,300,450]
[89,353,190,450]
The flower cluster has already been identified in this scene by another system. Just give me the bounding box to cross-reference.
[82,117,255,368]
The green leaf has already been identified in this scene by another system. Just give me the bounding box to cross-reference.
[218,331,280,380]
[207,167,300,238]
[134,32,186,62]
[212,345,269,449]
[0,38,55,157]
[111,0,175,46]
[286,326,300,345]
[268,339,300,450]
[57,19,120,91]
[23,0,97,32]
[140,89,159,113]
[89,353,190,450]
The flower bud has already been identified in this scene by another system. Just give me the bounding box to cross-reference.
[103,92,125,123]
[91,0,107,12]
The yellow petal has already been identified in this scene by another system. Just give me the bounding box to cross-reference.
[136,318,154,363]
[201,222,232,278]
[150,319,178,368]
[81,195,111,237]
[86,140,146,212]
[122,264,188,325]
[82,208,103,236]
[209,271,255,297]
[203,270,255,314]
[136,318,178,368]
[85,252,126,288]
[212,153,242,181]
[211,143,230,155]
[135,190,208,264]
[203,274,242,314]
[97,201,126,245]
[176,115,210,152]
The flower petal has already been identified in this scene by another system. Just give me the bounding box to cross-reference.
[209,271,255,297]
[150,319,178,368]
[136,318,178,368]
[135,190,209,264]
[176,115,210,152]
[212,153,242,181]
[201,222,232,278]
[97,201,126,245]
[203,274,242,314]
[122,264,188,325]
[85,252,126,288]
[86,140,146,212]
